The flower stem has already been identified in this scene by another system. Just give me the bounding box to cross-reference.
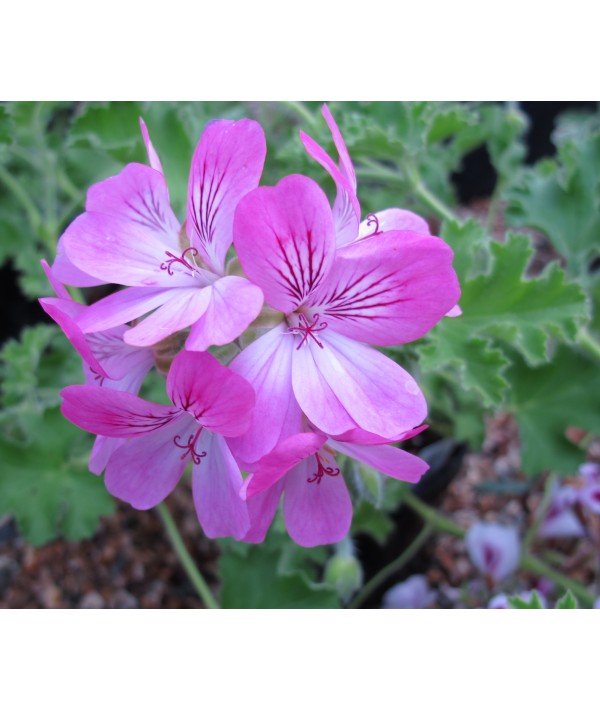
[348,523,434,609]
[400,490,596,607]
[0,163,43,234]
[156,503,220,609]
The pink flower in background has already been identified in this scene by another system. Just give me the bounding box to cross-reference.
[381,574,436,609]
[39,259,155,473]
[240,426,428,547]
[55,119,265,350]
[466,522,521,584]
[229,173,460,465]
[539,483,585,538]
[60,351,255,540]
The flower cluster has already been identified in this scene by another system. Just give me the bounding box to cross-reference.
[43,106,460,547]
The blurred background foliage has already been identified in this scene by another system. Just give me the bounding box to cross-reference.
[0,101,599,607]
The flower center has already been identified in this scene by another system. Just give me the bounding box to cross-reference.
[173,427,206,465]
[160,247,202,277]
[307,451,340,485]
[289,313,328,350]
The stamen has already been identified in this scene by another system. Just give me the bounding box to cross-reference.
[307,452,340,485]
[289,313,328,350]
[160,247,200,276]
[365,213,381,237]
[173,428,206,465]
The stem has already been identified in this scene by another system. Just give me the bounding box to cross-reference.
[522,473,558,550]
[520,554,595,607]
[348,523,434,609]
[156,502,220,609]
[283,101,317,127]
[578,328,600,361]
[0,163,43,233]
[405,163,457,223]
[401,490,596,607]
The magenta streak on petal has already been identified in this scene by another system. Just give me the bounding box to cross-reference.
[268,227,328,307]
[122,189,168,235]
[310,267,407,323]
[173,427,206,464]
[483,544,501,575]
[307,451,340,485]
[289,313,328,349]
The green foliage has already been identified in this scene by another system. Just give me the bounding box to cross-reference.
[506,119,600,277]
[219,545,339,609]
[508,591,545,609]
[556,590,578,609]
[0,408,115,546]
[507,347,600,474]
[420,229,588,406]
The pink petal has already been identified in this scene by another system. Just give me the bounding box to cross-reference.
[185,275,264,351]
[446,305,462,318]
[76,286,176,334]
[292,329,427,439]
[465,523,521,583]
[321,104,356,191]
[334,424,428,446]
[242,481,285,544]
[86,163,180,249]
[228,324,302,467]
[61,384,179,438]
[299,131,360,248]
[234,174,336,314]
[187,119,266,275]
[40,258,70,299]
[244,432,327,499]
[139,117,164,175]
[357,208,431,239]
[40,297,110,378]
[329,440,429,484]
[307,230,460,346]
[84,329,154,384]
[283,456,352,547]
[166,350,255,437]
[52,236,104,287]
[63,212,192,288]
[104,415,198,509]
[191,431,250,540]
[123,287,211,347]
[89,436,123,475]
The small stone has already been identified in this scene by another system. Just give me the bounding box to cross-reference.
[79,591,105,609]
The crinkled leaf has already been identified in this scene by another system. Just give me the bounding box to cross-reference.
[556,590,578,609]
[509,591,545,609]
[508,347,600,474]
[0,408,115,546]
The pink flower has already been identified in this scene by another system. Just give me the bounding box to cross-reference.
[60,351,255,540]
[381,575,436,609]
[466,522,521,584]
[300,104,432,247]
[229,173,460,465]
[54,118,266,350]
[539,483,585,538]
[580,482,600,515]
[240,427,428,547]
[39,259,155,473]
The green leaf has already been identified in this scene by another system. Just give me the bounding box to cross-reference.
[420,232,589,406]
[219,546,340,608]
[508,591,545,609]
[0,408,115,546]
[556,590,578,609]
[506,127,600,276]
[508,347,600,474]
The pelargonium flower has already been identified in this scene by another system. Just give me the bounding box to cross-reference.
[465,522,521,584]
[60,351,255,540]
[39,259,155,473]
[240,426,428,546]
[381,574,436,609]
[229,173,460,465]
[55,118,265,351]
[539,483,585,538]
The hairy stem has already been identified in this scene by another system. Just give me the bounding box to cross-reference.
[157,503,220,609]
[348,523,434,609]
